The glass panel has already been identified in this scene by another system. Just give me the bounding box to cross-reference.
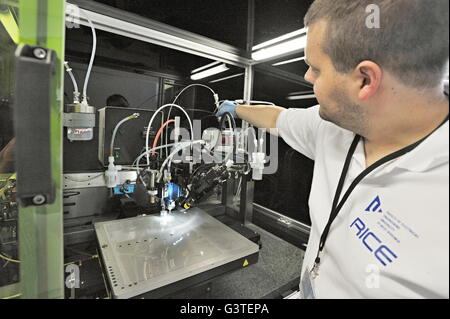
[0,1,19,291]
[1,0,66,299]
[254,0,313,45]
[62,8,247,298]
[252,71,315,226]
[92,0,249,50]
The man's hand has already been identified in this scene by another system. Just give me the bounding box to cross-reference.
[216,100,238,118]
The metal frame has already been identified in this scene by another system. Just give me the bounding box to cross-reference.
[63,172,137,190]
[239,0,256,225]
[19,0,66,299]
[0,0,312,299]
[66,0,311,89]
[63,0,311,228]
[254,203,311,234]
[253,203,310,249]
[0,0,66,299]
[67,0,251,68]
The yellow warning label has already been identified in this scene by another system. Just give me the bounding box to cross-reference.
[243,259,249,267]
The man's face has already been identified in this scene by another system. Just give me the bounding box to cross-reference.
[304,20,366,132]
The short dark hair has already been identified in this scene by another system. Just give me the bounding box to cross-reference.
[304,0,449,89]
[106,94,130,107]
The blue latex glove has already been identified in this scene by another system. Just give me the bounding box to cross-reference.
[216,100,238,118]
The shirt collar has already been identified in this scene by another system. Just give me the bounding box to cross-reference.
[345,120,449,175]
[364,121,449,175]
[392,121,449,172]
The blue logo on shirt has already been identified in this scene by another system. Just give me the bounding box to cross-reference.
[365,196,383,213]
[350,217,398,266]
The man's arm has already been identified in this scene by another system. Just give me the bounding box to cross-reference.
[218,101,285,135]
[236,105,285,134]
[217,101,322,159]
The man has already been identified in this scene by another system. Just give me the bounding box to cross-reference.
[218,0,449,298]
[0,138,14,174]
[106,94,130,108]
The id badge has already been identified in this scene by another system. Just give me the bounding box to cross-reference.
[300,267,317,299]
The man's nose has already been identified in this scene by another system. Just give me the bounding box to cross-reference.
[304,68,314,85]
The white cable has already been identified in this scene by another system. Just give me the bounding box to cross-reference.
[134,143,176,188]
[165,84,218,156]
[218,112,235,162]
[159,140,205,182]
[167,142,195,172]
[244,126,259,152]
[134,141,190,187]
[173,84,216,107]
[133,142,180,170]
[81,10,97,105]
[145,104,194,165]
[64,61,80,103]
[110,113,140,156]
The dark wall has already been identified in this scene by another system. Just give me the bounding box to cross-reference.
[0,23,15,151]
[93,0,249,49]
[92,0,315,51]
[63,3,316,225]
[252,73,316,226]
[63,63,161,172]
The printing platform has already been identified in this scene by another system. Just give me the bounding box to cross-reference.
[94,208,260,299]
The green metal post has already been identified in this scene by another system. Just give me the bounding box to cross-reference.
[17,0,65,299]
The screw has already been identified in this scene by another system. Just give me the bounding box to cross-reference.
[33,48,47,59]
[32,195,46,205]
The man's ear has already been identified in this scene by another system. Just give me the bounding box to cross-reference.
[354,61,382,101]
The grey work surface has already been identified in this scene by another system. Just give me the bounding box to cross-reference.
[171,223,305,299]
[95,208,260,299]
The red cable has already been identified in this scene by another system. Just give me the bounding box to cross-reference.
[152,119,175,155]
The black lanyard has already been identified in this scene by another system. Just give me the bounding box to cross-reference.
[311,113,449,277]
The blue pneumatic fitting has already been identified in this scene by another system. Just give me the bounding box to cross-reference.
[164,182,182,208]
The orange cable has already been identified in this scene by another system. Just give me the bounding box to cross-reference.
[152,119,176,155]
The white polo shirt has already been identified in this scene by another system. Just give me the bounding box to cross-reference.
[276,105,449,299]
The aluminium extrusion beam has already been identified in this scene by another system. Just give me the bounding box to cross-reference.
[66,0,252,68]
[240,0,255,163]
[66,1,310,88]
[236,0,256,225]
[255,63,313,88]
[253,203,311,235]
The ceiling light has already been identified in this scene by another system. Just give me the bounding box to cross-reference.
[272,57,305,67]
[65,3,251,67]
[252,36,307,61]
[286,94,316,100]
[191,61,221,74]
[209,73,244,83]
[253,28,307,51]
[190,63,229,80]
[288,91,314,95]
